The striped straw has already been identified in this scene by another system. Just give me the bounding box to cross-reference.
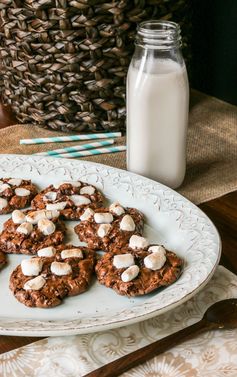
[46,145,126,159]
[34,139,115,156]
[20,132,122,145]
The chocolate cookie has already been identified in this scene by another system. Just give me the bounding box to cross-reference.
[95,237,183,296]
[9,244,95,308]
[31,181,104,220]
[0,209,66,255]
[74,202,144,252]
[0,178,38,214]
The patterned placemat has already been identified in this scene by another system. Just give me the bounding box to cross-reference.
[0,266,236,377]
[0,90,236,204]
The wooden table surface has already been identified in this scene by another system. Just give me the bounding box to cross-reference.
[0,104,236,355]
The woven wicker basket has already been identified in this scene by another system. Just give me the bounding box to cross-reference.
[0,1,191,132]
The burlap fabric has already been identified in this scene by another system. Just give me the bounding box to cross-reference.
[0,90,236,204]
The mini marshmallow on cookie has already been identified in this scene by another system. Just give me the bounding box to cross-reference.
[15,188,31,197]
[144,247,167,271]
[120,214,136,231]
[51,261,72,276]
[129,235,149,250]
[38,218,56,236]
[46,202,67,211]
[121,265,140,282]
[69,195,91,206]
[0,198,8,211]
[94,212,113,224]
[8,178,22,186]
[113,253,135,269]
[37,246,56,257]
[24,275,46,291]
[61,248,83,259]
[21,258,43,276]
[109,202,125,216]
[17,222,33,235]
[80,208,95,221]
[80,186,95,195]
[0,183,10,193]
[97,224,112,238]
[43,191,57,202]
[12,210,26,224]
[25,209,60,224]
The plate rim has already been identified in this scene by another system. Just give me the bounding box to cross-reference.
[0,154,221,336]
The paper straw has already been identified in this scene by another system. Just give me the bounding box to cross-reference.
[34,139,115,156]
[47,145,126,159]
[20,132,122,145]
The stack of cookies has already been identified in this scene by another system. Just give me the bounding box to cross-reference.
[0,178,183,308]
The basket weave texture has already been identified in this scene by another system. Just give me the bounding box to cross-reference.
[0,0,191,132]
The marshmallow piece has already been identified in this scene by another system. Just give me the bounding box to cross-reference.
[0,183,10,192]
[15,188,31,197]
[61,248,83,259]
[120,215,136,232]
[97,224,112,238]
[21,258,43,276]
[69,195,91,206]
[54,181,81,189]
[8,178,22,186]
[26,210,59,224]
[94,212,113,224]
[0,180,2,185]
[113,253,135,269]
[17,222,33,235]
[80,208,95,221]
[109,202,125,216]
[45,210,60,220]
[24,275,46,291]
[43,191,57,201]
[38,218,56,235]
[37,246,56,257]
[46,201,67,211]
[148,245,166,254]
[80,185,95,195]
[144,250,166,271]
[12,209,26,224]
[121,265,140,282]
[0,198,8,210]
[51,261,72,276]
[129,235,149,250]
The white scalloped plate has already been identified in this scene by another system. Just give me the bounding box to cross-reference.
[0,155,221,336]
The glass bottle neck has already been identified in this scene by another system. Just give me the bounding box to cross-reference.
[136,20,182,50]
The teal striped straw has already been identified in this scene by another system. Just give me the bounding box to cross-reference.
[34,139,115,156]
[47,145,126,159]
[20,132,122,145]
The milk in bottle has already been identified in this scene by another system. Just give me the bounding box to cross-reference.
[126,21,189,188]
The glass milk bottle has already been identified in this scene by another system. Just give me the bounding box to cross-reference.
[126,20,189,188]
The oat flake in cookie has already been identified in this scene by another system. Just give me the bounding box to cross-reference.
[9,244,95,308]
[0,209,65,255]
[0,178,38,214]
[95,240,183,296]
[74,202,144,252]
[31,181,104,220]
